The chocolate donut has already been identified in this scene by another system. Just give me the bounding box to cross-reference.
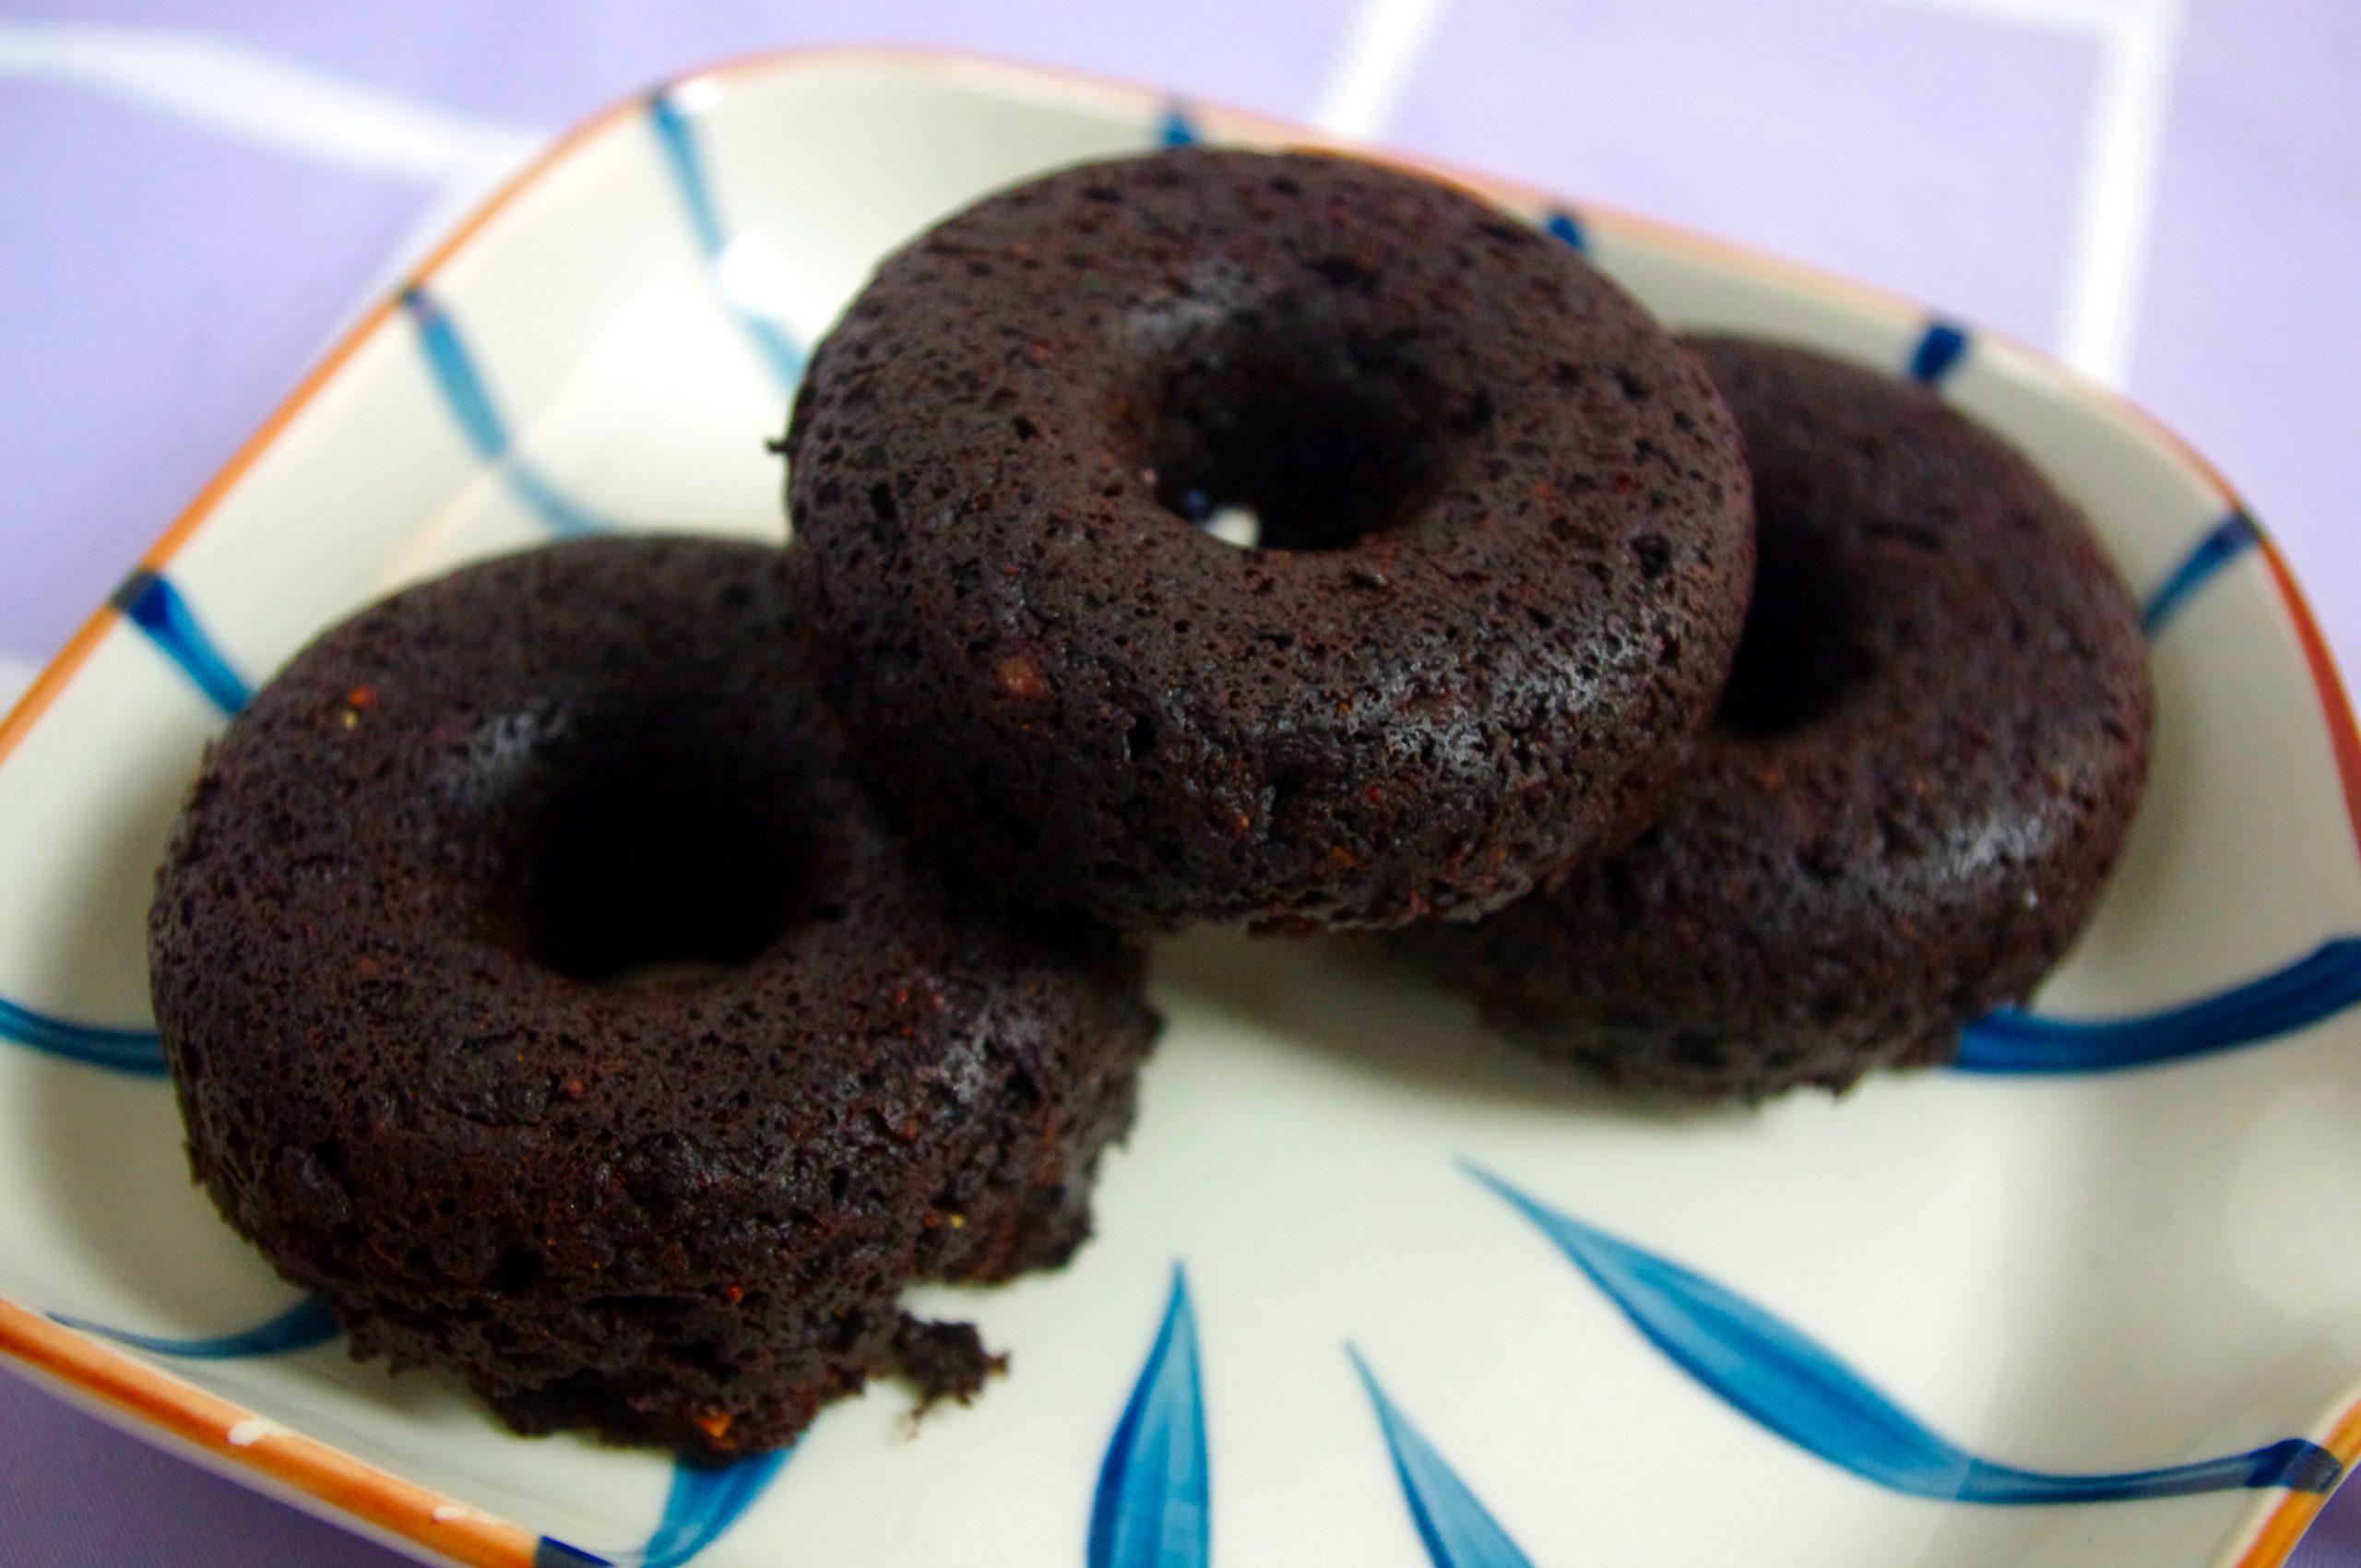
[786,148,1753,931]
[149,537,1157,1455]
[1400,338,2153,1098]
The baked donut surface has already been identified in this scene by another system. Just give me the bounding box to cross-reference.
[149,537,1157,1455]
[786,147,1754,931]
[1398,337,2154,1098]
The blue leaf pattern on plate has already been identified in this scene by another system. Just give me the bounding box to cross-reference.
[534,1451,785,1568]
[636,1451,789,1568]
[0,997,165,1075]
[647,90,806,394]
[400,287,611,538]
[1469,1165,2341,1503]
[1958,937,2361,1074]
[113,569,252,715]
[52,1293,339,1359]
[1158,104,1200,147]
[1349,1347,1536,1568]
[1091,1265,1210,1568]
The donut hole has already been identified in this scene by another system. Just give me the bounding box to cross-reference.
[514,724,814,985]
[1141,328,1444,553]
[1714,504,1874,739]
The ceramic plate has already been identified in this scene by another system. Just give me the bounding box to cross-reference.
[3,47,2358,1568]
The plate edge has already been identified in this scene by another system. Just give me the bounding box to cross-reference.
[0,1296,536,1566]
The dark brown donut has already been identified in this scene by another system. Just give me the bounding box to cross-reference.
[148,537,1157,1455]
[1398,338,2154,1098]
[785,148,1753,931]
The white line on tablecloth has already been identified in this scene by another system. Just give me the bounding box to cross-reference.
[0,19,550,355]
[0,19,542,184]
[1310,0,1453,140]
[1859,0,2185,387]
[2058,0,2185,386]
[1862,0,2125,33]
[2,5,2188,392]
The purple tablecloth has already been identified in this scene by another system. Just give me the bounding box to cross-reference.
[3,3,2355,1562]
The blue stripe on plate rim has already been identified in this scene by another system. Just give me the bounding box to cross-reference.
[1909,320,1971,384]
[110,569,250,716]
[646,88,808,396]
[398,287,615,539]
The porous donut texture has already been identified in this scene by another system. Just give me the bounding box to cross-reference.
[787,148,1753,931]
[1399,338,2154,1098]
[151,537,1158,1455]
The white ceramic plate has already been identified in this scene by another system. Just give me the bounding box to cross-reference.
[4,47,2359,1568]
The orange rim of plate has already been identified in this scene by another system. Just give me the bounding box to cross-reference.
[0,43,2355,1568]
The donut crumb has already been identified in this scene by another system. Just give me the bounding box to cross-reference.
[890,1316,1009,1410]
